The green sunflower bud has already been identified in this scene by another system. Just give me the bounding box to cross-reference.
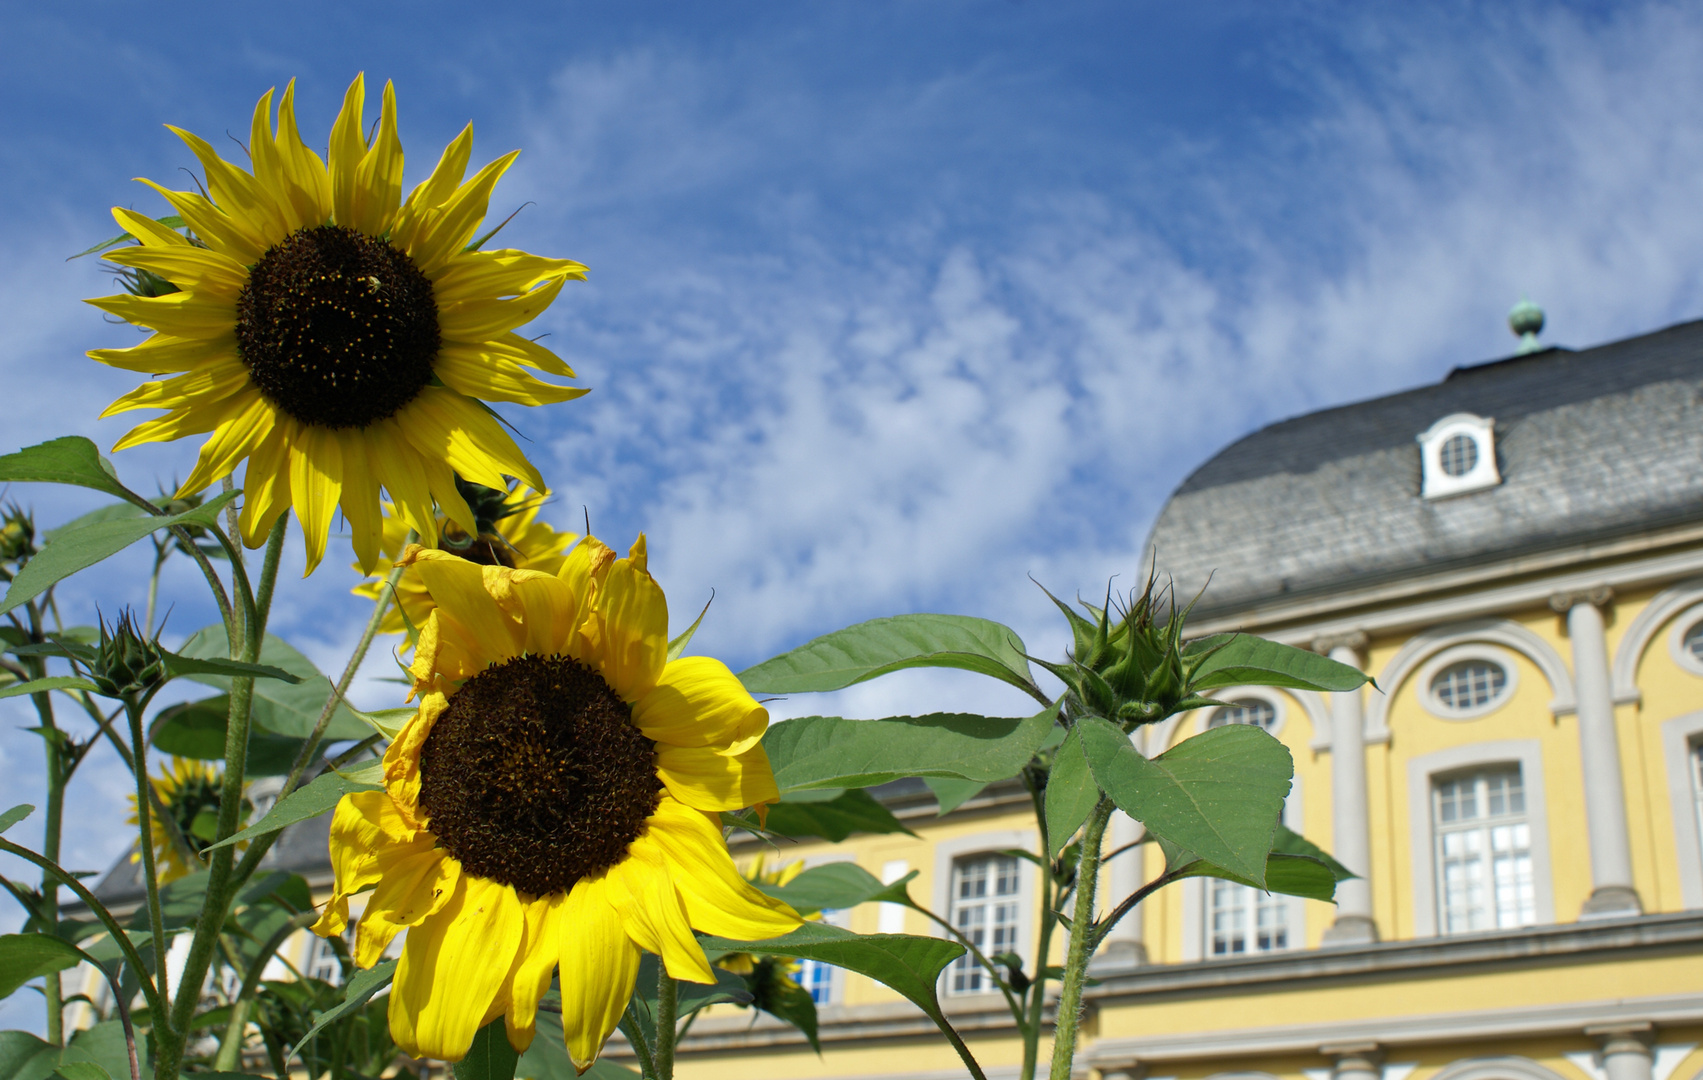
[0,505,34,564]
[91,610,167,698]
[1036,572,1197,731]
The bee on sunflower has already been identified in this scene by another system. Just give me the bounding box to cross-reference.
[311,534,800,1070]
[352,478,577,637]
[87,74,588,573]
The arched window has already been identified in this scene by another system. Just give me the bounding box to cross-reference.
[1208,697,1278,730]
[1430,659,1509,713]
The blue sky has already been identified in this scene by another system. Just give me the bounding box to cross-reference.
[5,0,1703,1031]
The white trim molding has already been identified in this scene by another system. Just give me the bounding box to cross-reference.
[1406,740,1556,937]
[1430,1058,1572,1080]
[1418,413,1502,499]
[1415,644,1520,721]
[1611,577,1703,701]
[1669,607,1703,679]
[1661,711,1703,910]
[1369,620,1577,740]
[931,829,1038,1000]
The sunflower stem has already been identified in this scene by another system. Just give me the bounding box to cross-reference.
[122,693,171,1013]
[24,598,67,1045]
[653,968,679,1080]
[1047,796,1114,1080]
[618,1007,658,1080]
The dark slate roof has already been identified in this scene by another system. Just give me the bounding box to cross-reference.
[1147,319,1703,619]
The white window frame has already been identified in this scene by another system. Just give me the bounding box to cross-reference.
[1417,413,1500,499]
[1667,606,1703,678]
[1181,779,1304,962]
[1416,644,1519,721]
[795,852,856,1005]
[1196,686,1287,739]
[1660,711,1703,909]
[932,830,1037,998]
[1430,766,1537,934]
[1407,741,1555,936]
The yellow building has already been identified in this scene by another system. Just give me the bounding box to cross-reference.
[659,312,1703,1080]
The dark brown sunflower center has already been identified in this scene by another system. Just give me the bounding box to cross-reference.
[235,225,439,429]
[418,653,661,896]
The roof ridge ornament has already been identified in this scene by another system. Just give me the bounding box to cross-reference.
[1509,297,1545,354]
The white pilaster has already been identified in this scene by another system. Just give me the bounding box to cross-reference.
[1554,589,1642,918]
[1319,633,1377,945]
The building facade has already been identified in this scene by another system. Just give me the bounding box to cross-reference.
[665,317,1703,1080]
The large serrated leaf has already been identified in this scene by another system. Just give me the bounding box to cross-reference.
[178,627,371,741]
[764,705,1056,793]
[148,696,306,775]
[739,614,1036,695]
[0,492,238,616]
[452,1019,518,1080]
[0,934,87,1000]
[1044,726,1098,860]
[762,788,917,841]
[0,438,130,501]
[922,776,987,815]
[1187,634,1370,693]
[1079,717,1290,885]
[42,504,148,544]
[288,959,396,1062]
[698,924,962,1043]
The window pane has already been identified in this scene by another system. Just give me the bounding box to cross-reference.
[1432,660,1508,712]
[949,855,1022,993]
[1210,698,1277,730]
[1208,877,1288,956]
[1435,766,1533,934]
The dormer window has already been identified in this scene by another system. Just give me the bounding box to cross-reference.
[1418,413,1500,499]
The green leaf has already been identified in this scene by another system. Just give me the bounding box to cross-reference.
[762,788,917,842]
[156,654,299,684]
[208,762,383,851]
[52,1063,109,1080]
[633,953,751,1023]
[747,966,819,1053]
[1187,634,1371,693]
[666,594,712,662]
[453,1018,518,1080]
[516,1008,638,1080]
[0,678,98,702]
[70,216,184,259]
[739,613,1037,696]
[923,776,987,815]
[148,697,307,776]
[765,705,1056,793]
[287,959,396,1062]
[699,924,963,1047]
[0,492,237,617]
[1044,726,1098,861]
[754,863,919,915]
[0,934,87,1000]
[1271,824,1355,881]
[42,504,148,544]
[178,628,370,741]
[1078,717,1290,886]
[0,438,130,501]
[1161,840,1340,903]
[0,1031,57,1080]
[0,807,32,835]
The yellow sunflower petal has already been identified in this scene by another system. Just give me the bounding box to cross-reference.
[396,385,544,492]
[422,448,479,539]
[606,841,714,983]
[354,842,457,967]
[438,275,568,343]
[167,124,289,246]
[389,873,525,1062]
[643,797,802,941]
[178,393,276,496]
[237,422,295,544]
[633,655,768,753]
[391,124,473,254]
[584,547,668,702]
[503,892,565,1053]
[289,424,344,574]
[434,346,588,406]
[431,249,588,304]
[313,790,421,937]
[111,207,192,248]
[273,79,333,229]
[370,417,440,545]
[86,291,236,341]
[402,151,520,274]
[405,549,524,660]
[349,80,405,236]
[339,431,385,575]
[102,245,247,299]
[494,331,580,379]
[111,391,248,454]
[88,332,237,375]
[98,360,253,418]
[656,743,780,812]
[328,74,371,231]
[558,877,641,1073]
[134,180,266,264]
[385,690,447,828]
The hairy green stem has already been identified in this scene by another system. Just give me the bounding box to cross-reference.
[122,695,171,1013]
[1047,798,1113,1080]
[1022,866,1058,1080]
[213,909,316,1071]
[22,599,67,1045]
[653,970,679,1080]
[618,1007,658,1080]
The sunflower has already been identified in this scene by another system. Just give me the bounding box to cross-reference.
[126,757,236,883]
[88,75,588,573]
[352,479,576,636]
[311,535,799,1069]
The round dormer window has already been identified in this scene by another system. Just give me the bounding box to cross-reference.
[1684,621,1703,665]
[1430,660,1509,713]
[1439,433,1479,477]
[1208,697,1278,730]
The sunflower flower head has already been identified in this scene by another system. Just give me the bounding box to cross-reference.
[88,75,589,574]
[313,535,799,1070]
[126,757,236,883]
[352,478,577,636]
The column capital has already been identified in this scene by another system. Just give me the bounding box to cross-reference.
[1586,1021,1655,1043]
[1320,1042,1385,1061]
[1311,630,1369,660]
[1550,585,1615,613]
[1096,1065,1146,1080]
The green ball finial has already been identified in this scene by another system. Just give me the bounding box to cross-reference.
[1509,298,1544,354]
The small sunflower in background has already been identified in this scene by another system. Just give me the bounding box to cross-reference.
[88,74,588,573]
[126,757,240,883]
[352,478,577,636]
[312,535,800,1070]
